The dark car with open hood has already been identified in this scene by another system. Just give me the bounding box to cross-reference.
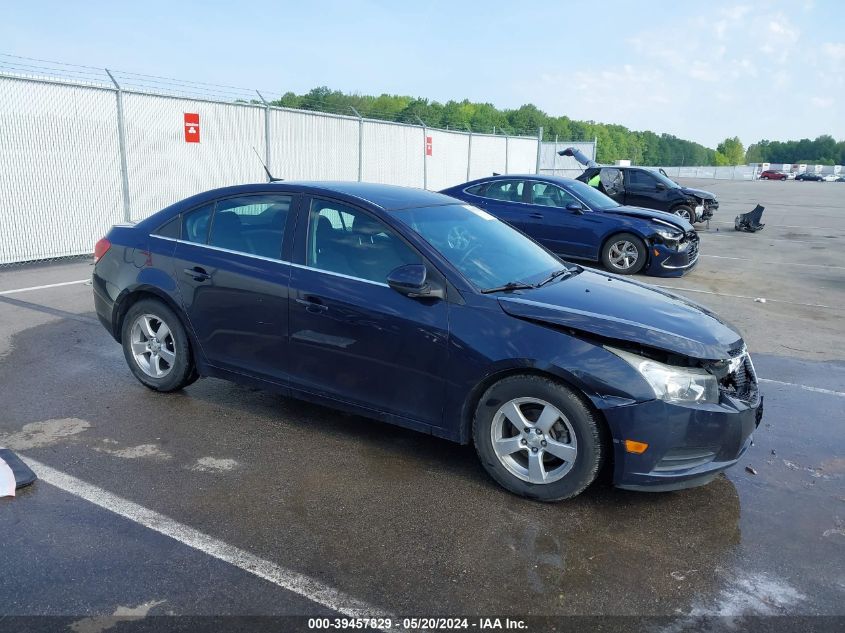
[93,182,762,501]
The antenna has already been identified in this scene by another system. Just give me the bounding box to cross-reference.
[252,146,283,182]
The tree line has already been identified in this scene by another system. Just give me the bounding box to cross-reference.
[745,135,845,166]
[268,87,840,167]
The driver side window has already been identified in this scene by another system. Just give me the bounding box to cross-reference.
[627,170,657,188]
[306,200,420,284]
[530,183,578,208]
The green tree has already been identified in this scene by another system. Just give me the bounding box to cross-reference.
[716,137,745,165]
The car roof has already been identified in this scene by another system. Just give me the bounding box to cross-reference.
[457,174,581,187]
[289,181,456,210]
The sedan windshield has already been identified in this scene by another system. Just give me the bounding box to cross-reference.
[390,204,564,290]
[566,180,620,210]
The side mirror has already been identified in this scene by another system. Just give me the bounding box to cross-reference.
[655,182,667,191]
[387,264,445,300]
[566,201,585,214]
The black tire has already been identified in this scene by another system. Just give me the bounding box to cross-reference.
[601,232,647,275]
[121,299,195,392]
[472,375,606,501]
[760,175,768,180]
[672,205,694,222]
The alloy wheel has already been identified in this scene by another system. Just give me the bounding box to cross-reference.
[129,313,176,378]
[608,240,640,270]
[490,397,578,484]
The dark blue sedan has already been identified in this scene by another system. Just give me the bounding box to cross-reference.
[441,175,699,276]
[93,182,761,500]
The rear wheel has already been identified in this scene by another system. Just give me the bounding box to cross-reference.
[121,299,195,392]
[761,175,769,180]
[601,232,646,275]
[473,375,605,501]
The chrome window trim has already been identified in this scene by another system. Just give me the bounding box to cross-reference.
[150,235,287,265]
[288,262,389,288]
[150,234,390,287]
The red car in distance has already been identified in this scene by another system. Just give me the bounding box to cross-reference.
[759,170,788,180]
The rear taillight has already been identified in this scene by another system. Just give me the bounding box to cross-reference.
[94,238,111,263]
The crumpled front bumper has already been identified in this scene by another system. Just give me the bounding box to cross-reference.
[602,394,763,491]
[644,235,700,277]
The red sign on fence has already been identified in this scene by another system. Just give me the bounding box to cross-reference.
[184,113,200,143]
[425,136,433,156]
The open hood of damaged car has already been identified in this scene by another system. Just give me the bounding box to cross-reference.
[497,269,742,360]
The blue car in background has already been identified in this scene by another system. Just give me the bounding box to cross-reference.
[93,182,760,501]
[441,175,699,276]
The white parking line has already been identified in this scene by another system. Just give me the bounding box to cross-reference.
[0,279,89,296]
[21,456,392,620]
[758,378,845,398]
[700,254,845,270]
[654,284,836,310]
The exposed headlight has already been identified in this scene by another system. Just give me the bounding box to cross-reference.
[655,228,683,241]
[607,347,719,404]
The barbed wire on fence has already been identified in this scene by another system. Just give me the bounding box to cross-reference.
[0,52,555,137]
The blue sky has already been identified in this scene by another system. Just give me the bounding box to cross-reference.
[3,0,843,148]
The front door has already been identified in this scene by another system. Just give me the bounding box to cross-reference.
[523,181,601,259]
[173,193,297,383]
[287,197,449,428]
[624,169,670,209]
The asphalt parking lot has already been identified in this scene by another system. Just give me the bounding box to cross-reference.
[1,178,843,630]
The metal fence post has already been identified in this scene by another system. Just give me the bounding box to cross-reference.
[505,135,509,173]
[466,125,473,182]
[593,136,598,163]
[105,69,131,222]
[256,91,271,176]
[350,106,363,182]
[415,115,428,190]
[535,127,544,174]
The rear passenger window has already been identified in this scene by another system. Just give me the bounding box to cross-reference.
[307,199,420,283]
[155,216,181,239]
[483,180,525,203]
[208,195,292,260]
[182,204,214,244]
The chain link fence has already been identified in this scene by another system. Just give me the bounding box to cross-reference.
[0,58,541,265]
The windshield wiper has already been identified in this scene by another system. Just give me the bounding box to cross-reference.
[534,268,573,287]
[480,281,535,294]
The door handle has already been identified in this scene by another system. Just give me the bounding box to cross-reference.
[183,267,211,282]
[295,297,328,313]
[529,212,544,219]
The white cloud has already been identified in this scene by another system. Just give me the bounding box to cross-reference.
[823,43,845,60]
[811,97,834,108]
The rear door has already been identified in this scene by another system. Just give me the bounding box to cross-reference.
[472,179,532,232]
[599,168,626,204]
[286,197,449,428]
[173,193,298,384]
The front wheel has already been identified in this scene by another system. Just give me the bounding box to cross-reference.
[672,205,694,222]
[601,232,647,275]
[473,375,606,501]
[121,299,195,392]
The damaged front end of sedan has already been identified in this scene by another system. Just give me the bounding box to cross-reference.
[644,219,700,276]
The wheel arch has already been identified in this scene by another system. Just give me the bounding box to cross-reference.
[460,367,612,446]
[599,229,652,266]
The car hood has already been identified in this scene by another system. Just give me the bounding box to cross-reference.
[603,206,694,232]
[497,269,742,360]
[679,186,717,201]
